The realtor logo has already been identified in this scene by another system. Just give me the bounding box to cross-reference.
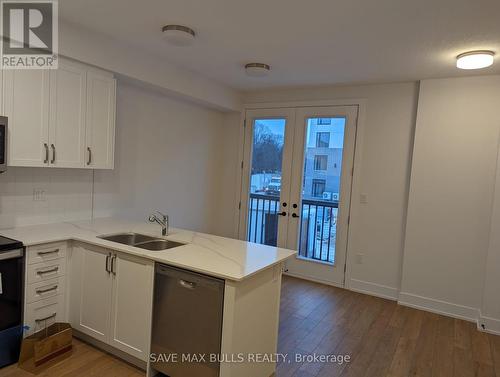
[1,0,58,68]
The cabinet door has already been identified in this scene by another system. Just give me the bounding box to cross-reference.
[69,243,112,343]
[109,253,154,361]
[86,71,116,169]
[49,60,86,168]
[3,70,50,167]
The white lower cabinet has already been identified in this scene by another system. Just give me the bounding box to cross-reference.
[69,243,112,343]
[24,242,68,336]
[69,243,154,361]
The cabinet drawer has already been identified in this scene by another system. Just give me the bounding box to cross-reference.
[26,276,66,304]
[27,242,66,265]
[25,295,65,336]
[27,259,66,284]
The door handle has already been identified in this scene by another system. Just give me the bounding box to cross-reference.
[87,147,92,165]
[292,213,300,218]
[43,143,49,163]
[50,144,56,164]
[277,211,287,216]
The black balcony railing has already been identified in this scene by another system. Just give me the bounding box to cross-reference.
[247,193,338,264]
[298,199,338,264]
[247,193,281,246]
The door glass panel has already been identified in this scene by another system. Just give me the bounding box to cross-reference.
[298,117,346,264]
[247,119,286,246]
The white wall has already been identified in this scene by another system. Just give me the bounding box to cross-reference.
[0,80,239,237]
[244,82,419,299]
[400,76,500,322]
[481,138,500,334]
[93,81,239,236]
[0,167,93,229]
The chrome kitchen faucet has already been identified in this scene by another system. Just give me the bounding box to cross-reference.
[148,211,169,236]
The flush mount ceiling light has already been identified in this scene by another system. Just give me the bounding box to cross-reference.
[245,63,271,77]
[162,25,196,46]
[456,50,495,70]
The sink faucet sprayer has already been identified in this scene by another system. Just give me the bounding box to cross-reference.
[149,211,169,236]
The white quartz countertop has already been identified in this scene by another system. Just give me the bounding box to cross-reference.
[0,218,296,281]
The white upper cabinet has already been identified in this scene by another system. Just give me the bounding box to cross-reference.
[49,60,87,168]
[3,69,50,167]
[3,57,116,169]
[86,70,116,169]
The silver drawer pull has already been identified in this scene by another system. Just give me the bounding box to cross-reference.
[36,285,58,294]
[36,267,59,275]
[37,249,59,256]
[179,279,196,290]
[35,312,57,322]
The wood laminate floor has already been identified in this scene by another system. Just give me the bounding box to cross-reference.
[1,275,499,377]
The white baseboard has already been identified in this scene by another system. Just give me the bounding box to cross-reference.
[348,279,399,301]
[283,271,344,289]
[478,313,500,335]
[398,292,479,322]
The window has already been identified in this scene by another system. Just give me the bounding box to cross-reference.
[312,179,326,197]
[317,118,332,125]
[316,132,330,148]
[314,155,328,171]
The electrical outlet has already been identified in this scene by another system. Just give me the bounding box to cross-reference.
[355,253,364,264]
[33,188,46,202]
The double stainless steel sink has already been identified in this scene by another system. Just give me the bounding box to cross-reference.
[97,232,185,251]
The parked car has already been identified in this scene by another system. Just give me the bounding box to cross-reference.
[265,177,281,195]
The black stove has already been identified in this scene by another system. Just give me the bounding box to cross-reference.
[0,236,23,252]
[0,234,24,368]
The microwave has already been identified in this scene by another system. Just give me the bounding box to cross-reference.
[0,116,7,173]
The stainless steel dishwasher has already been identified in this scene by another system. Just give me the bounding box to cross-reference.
[151,264,225,377]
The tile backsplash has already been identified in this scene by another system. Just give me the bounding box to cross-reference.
[0,167,93,229]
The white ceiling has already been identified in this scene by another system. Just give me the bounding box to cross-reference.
[60,0,500,90]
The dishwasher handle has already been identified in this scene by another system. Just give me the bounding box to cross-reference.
[179,279,196,290]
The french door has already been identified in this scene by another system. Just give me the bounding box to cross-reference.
[239,105,358,286]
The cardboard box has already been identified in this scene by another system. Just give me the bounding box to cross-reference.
[18,323,72,373]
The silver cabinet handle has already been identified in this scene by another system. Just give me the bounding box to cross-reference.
[87,147,92,165]
[35,312,56,322]
[37,249,59,256]
[105,253,111,273]
[36,267,59,275]
[50,144,56,164]
[43,143,49,163]
[179,279,196,289]
[36,285,58,294]
[110,254,116,275]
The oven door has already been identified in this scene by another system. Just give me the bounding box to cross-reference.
[0,248,24,330]
[0,248,24,367]
[0,119,7,172]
